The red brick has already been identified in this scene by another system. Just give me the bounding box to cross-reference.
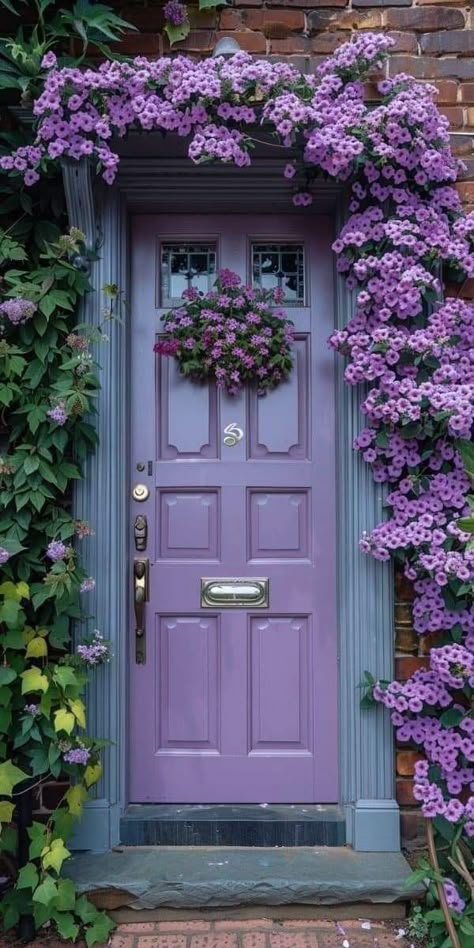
[400,811,426,841]
[387,31,418,52]
[430,79,458,103]
[394,655,430,679]
[216,30,266,51]
[240,9,305,31]
[189,8,219,28]
[160,922,211,931]
[440,105,464,126]
[311,30,348,52]
[394,570,414,601]
[396,778,416,806]
[119,923,160,933]
[461,83,474,103]
[137,938,187,948]
[120,6,165,30]
[271,35,311,52]
[456,181,474,201]
[389,54,474,79]
[385,6,465,29]
[420,29,474,54]
[219,9,243,29]
[308,9,382,30]
[467,107,474,125]
[115,32,162,55]
[396,749,423,776]
[109,935,134,948]
[242,936,267,948]
[190,936,238,948]
[215,921,273,930]
[269,934,319,948]
[266,0,348,7]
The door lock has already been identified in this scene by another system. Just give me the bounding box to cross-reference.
[132,483,150,502]
[134,514,148,552]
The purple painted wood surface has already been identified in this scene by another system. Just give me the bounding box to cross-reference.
[129,215,338,803]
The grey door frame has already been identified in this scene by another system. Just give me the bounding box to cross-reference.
[62,145,399,853]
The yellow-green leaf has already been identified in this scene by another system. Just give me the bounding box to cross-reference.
[53,708,75,735]
[68,698,86,728]
[0,801,15,822]
[65,783,87,817]
[16,581,30,600]
[0,759,28,797]
[26,637,48,658]
[21,667,49,695]
[84,761,102,788]
[41,838,70,874]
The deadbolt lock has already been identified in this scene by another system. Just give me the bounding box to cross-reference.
[132,483,150,502]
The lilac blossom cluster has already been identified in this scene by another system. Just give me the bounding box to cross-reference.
[163,0,187,26]
[154,270,294,396]
[76,630,109,666]
[0,298,37,325]
[62,743,91,766]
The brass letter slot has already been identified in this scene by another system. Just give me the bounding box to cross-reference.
[201,578,268,609]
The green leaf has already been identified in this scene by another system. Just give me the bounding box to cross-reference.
[0,801,15,823]
[75,893,99,924]
[440,708,465,728]
[26,636,48,658]
[53,666,78,690]
[457,516,474,533]
[199,0,228,7]
[16,861,39,890]
[0,667,18,685]
[53,911,80,941]
[84,910,115,947]
[32,873,58,905]
[55,877,76,912]
[164,18,190,45]
[0,759,28,796]
[41,837,70,873]
[21,667,49,695]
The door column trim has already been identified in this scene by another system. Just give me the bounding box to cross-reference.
[62,154,399,852]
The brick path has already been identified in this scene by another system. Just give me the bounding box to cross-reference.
[109,919,408,948]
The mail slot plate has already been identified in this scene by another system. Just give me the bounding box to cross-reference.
[201,577,269,608]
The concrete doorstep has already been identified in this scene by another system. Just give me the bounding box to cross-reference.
[64,847,423,913]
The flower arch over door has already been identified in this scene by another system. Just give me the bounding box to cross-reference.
[3,32,473,861]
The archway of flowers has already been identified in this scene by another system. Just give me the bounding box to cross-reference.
[1,32,473,945]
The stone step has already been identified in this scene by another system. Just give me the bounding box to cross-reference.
[65,846,424,912]
[120,804,346,848]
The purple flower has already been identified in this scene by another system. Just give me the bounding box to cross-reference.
[76,630,109,666]
[24,704,40,717]
[46,540,68,561]
[63,746,91,766]
[163,0,187,25]
[41,51,57,69]
[0,547,10,565]
[80,576,95,593]
[47,402,68,426]
[0,298,37,325]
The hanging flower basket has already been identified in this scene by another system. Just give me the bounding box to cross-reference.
[153,269,295,396]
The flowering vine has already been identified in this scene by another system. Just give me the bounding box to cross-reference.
[154,269,295,395]
[1,30,473,946]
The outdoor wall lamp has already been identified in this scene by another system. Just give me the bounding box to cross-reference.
[212,36,241,57]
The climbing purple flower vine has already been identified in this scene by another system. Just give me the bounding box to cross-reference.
[1,30,473,945]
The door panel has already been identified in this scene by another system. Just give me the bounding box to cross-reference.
[129,214,338,803]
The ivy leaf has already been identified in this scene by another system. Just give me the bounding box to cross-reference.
[0,801,15,823]
[53,911,80,941]
[199,0,228,7]
[21,667,49,695]
[54,708,76,734]
[75,893,99,924]
[16,862,39,891]
[164,18,190,46]
[68,698,86,728]
[65,783,88,816]
[26,637,48,658]
[0,759,29,796]
[41,837,71,873]
[84,761,102,788]
[0,667,18,685]
[84,911,115,947]
[55,877,76,912]
[32,874,58,906]
[53,666,78,691]
[28,821,48,860]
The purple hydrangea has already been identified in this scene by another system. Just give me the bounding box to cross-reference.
[163,0,187,25]
[0,299,37,325]
[63,745,91,766]
[46,539,68,561]
[47,402,68,426]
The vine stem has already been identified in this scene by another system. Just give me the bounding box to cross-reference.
[426,819,461,948]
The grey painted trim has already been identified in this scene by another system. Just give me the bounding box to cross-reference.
[62,154,398,852]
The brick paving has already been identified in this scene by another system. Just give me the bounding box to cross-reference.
[109,919,408,948]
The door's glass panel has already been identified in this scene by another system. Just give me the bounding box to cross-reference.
[251,243,305,304]
[160,243,217,306]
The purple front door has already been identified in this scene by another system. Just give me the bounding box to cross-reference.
[129,214,338,803]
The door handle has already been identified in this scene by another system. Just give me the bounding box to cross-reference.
[134,558,149,664]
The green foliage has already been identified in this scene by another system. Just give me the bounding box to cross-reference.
[0,207,113,940]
